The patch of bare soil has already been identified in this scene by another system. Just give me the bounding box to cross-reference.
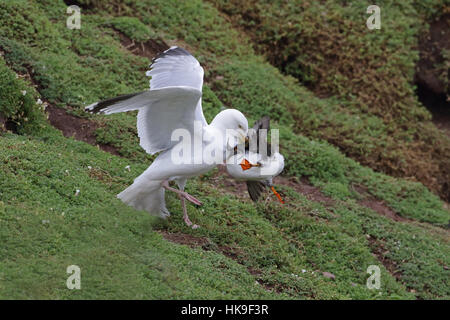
[42,34,167,155]
[277,176,336,207]
[158,230,279,292]
[219,245,245,263]
[158,230,210,249]
[116,32,211,82]
[352,184,410,222]
[46,105,119,155]
[0,60,119,154]
[158,232,248,267]
[210,168,336,208]
[118,32,169,60]
[208,167,249,199]
[218,245,283,292]
[367,236,403,282]
[360,199,409,222]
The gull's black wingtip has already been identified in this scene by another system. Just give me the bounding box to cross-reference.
[149,46,193,68]
[85,103,98,113]
[84,92,143,114]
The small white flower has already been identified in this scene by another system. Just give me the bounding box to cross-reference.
[302,269,306,273]
[125,165,131,171]
[42,220,50,224]
[36,98,43,105]
[75,189,80,196]
[21,90,27,96]
[87,166,92,170]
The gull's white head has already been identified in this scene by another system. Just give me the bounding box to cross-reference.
[210,109,248,148]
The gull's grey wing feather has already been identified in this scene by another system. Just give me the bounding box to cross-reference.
[147,47,203,91]
[86,86,202,155]
[147,46,207,126]
[85,47,208,155]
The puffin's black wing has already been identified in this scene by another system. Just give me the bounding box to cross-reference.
[244,116,271,201]
[252,115,270,132]
[247,116,271,156]
[246,181,266,202]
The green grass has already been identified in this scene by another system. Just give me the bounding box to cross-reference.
[0,0,449,299]
[1,127,448,299]
[0,56,46,135]
[209,0,450,201]
[0,131,282,299]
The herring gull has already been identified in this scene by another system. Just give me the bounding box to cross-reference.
[86,46,248,228]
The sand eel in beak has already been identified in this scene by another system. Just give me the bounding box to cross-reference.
[85,46,249,229]
[227,116,285,203]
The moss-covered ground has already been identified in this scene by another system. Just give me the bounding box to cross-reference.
[0,0,448,299]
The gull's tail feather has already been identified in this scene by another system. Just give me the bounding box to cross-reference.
[117,176,170,218]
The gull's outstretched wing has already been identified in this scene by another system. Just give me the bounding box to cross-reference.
[85,46,207,155]
[146,46,207,127]
[147,46,204,92]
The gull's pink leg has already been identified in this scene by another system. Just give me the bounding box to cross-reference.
[162,181,202,206]
[179,195,199,229]
[162,180,201,229]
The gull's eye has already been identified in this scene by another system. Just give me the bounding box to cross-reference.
[238,124,243,129]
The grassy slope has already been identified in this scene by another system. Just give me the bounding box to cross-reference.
[0,130,283,299]
[210,0,450,202]
[0,0,449,299]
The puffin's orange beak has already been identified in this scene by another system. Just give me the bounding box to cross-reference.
[240,159,261,171]
[270,186,285,204]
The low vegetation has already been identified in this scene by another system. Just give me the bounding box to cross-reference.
[0,0,448,299]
